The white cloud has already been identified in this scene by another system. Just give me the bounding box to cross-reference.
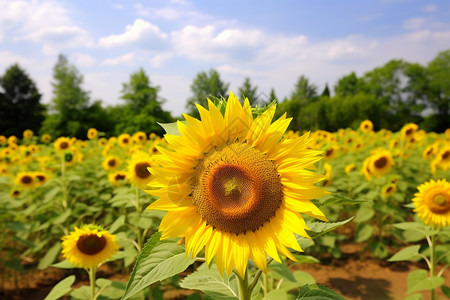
[0,0,93,54]
[0,51,32,68]
[98,19,169,49]
[101,53,137,66]
[424,4,438,12]
[72,53,96,67]
[403,18,426,30]
[113,3,124,10]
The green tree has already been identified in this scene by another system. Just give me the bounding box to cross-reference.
[41,54,91,138]
[186,69,229,117]
[334,72,364,97]
[321,83,330,97]
[238,77,259,105]
[114,68,173,135]
[0,64,44,137]
[426,49,450,132]
[290,75,318,106]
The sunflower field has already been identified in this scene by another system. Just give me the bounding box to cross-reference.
[1,94,449,300]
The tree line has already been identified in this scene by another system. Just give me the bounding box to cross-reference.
[1,50,449,139]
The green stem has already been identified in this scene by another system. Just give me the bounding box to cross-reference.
[88,267,97,300]
[430,233,436,300]
[237,269,251,300]
[134,186,143,251]
[60,155,68,209]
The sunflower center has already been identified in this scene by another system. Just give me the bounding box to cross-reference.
[21,175,33,184]
[433,194,447,207]
[36,175,45,182]
[325,148,334,157]
[108,159,116,167]
[191,142,283,234]
[122,138,129,144]
[135,162,150,179]
[374,157,387,169]
[76,234,106,255]
[405,128,413,136]
[115,174,126,180]
[60,142,69,149]
[442,151,450,160]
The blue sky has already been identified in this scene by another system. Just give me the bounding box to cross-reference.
[1,0,450,116]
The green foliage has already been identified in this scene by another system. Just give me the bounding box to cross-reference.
[186,68,230,117]
[0,63,45,136]
[238,77,260,106]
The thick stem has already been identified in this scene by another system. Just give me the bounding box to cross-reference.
[135,186,143,250]
[88,267,97,300]
[237,269,251,300]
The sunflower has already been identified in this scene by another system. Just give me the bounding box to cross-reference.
[10,188,21,198]
[0,135,6,145]
[8,135,17,146]
[381,183,396,198]
[33,171,49,186]
[368,150,394,178]
[412,179,450,228]
[41,134,51,144]
[118,133,131,148]
[61,225,119,269]
[401,123,418,141]
[87,128,98,140]
[97,138,107,146]
[54,137,72,152]
[324,145,338,160]
[146,93,328,278]
[360,120,373,133]
[23,129,34,139]
[133,131,147,143]
[15,172,34,188]
[322,162,332,187]
[128,151,153,188]
[422,144,438,160]
[108,171,128,186]
[435,145,450,171]
[345,163,356,174]
[102,155,121,171]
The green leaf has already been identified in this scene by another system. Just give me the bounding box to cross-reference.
[388,245,421,262]
[292,254,320,264]
[109,215,126,233]
[403,294,423,300]
[51,259,78,269]
[441,285,450,297]
[278,271,316,293]
[44,275,75,300]
[180,265,238,300]
[354,206,375,223]
[319,194,365,206]
[38,243,62,270]
[296,284,345,300]
[407,270,445,293]
[266,289,295,300]
[158,121,186,136]
[356,223,373,243]
[268,262,297,282]
[394,222,426,231]
[96,278,127,299]
[52,208,71,224]
[121,232,196,300]
[5,258,24,271]
[306,217,353,239]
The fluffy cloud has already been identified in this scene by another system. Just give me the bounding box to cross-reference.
[100,53,137,67]
[403,18,426,30]
[98,19,169,50]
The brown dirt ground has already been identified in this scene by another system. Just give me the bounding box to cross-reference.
[1,244,449,300]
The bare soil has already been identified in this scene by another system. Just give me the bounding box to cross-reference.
[1,244,449,300]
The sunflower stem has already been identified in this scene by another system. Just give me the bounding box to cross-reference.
[237,269,251,300]
[88,267,97,300]
[134,186,143,251]
[60,155,68,209]
[430,231,437,300]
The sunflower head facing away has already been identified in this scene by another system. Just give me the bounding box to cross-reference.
[412,179,450,228]
[146,92,328,278]
[61,225,119,269]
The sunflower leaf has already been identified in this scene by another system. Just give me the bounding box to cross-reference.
[180,264,238,299]
[38,243,62,270]
[44,275,75,300]
[305,217,353,240]
[296,284,345,300]
[158,121,185,136]
[388,245,421,262]
[318,194,365,206]
[407,270,445,293]
[121,232,196,300]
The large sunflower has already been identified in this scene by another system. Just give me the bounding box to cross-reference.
[412,179,450,228]
[61,225,119,269]
[146,93,328,278]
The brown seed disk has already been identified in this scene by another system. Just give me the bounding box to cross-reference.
[76,234,106,255]
[191,142,283,234]
[135,162,151,179]
[374,156,387,169]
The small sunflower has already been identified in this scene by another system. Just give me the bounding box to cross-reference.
[87,128,98,140]
[10,188,21,198]
[147,93,328,278]
[401,123,418,141]
[54,137,72,152]
[33,171,49,186]
[345,163,356,174]
[412,179,450,228]
[108,171,128,186]
[324,145,338,160]
[8,135,17,145]
[368,150,394,178]
[98,138,107,146]
[360,120,373,133]
[23,129,34,139]
[41,134,51,144]
[0,135,6,145]
[118,133,131,148]
[15,172,34,188]
[381,183,396,198]
[322,162,332,187]
[133,131,147,143]
[435,145,450,171]
[128,151,153,188]
[61,225,119,269]
[422,144,438,160]
[102,155,121,171]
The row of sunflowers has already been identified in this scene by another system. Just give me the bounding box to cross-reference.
[1,94,449,299]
